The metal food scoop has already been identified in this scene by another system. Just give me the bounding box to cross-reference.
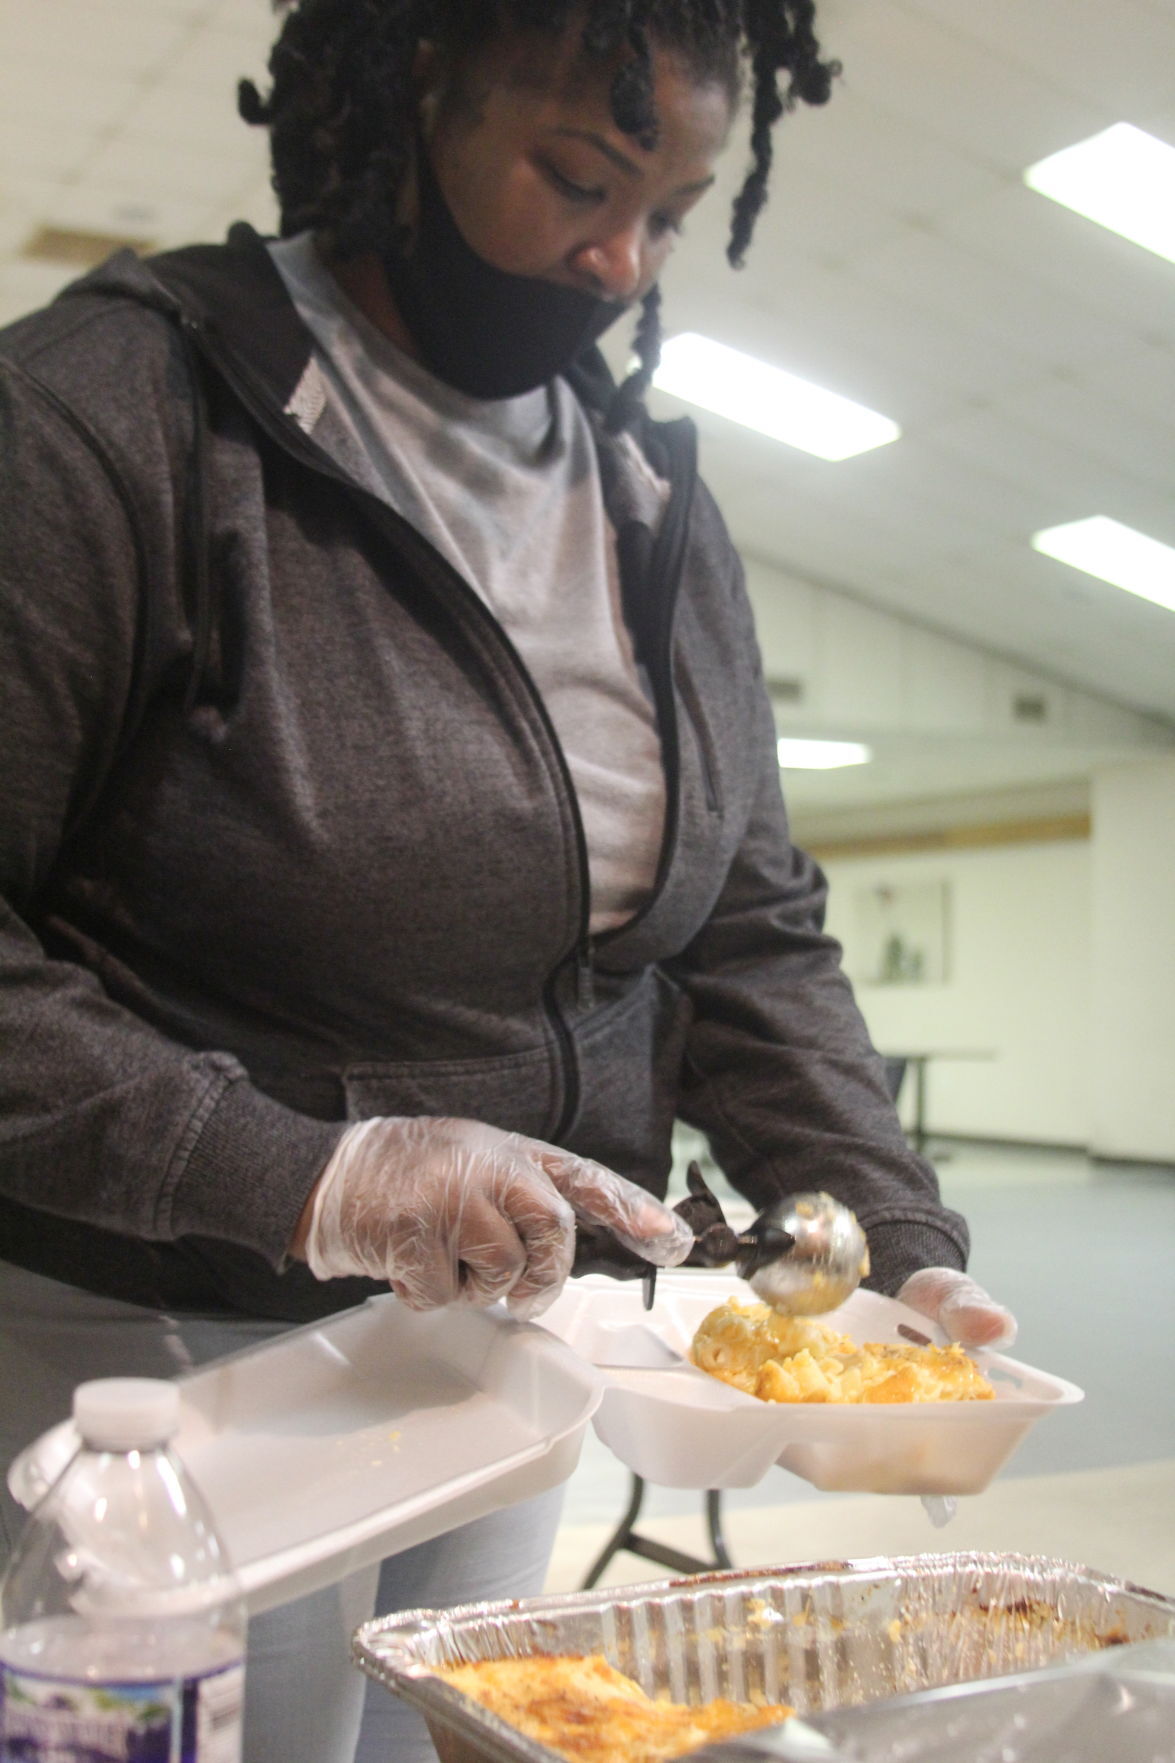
[572,1162,870,1316]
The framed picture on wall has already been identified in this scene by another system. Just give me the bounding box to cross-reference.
[855,880,950,985]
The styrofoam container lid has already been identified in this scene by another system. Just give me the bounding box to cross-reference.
[538,1273,1083,1495]
[10,1295,602,1616]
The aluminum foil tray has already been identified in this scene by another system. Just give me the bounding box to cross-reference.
[353,1552,1175,1763]
[709,1637,1175,1761]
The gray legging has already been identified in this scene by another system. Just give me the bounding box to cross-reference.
[0,1261,565,1763]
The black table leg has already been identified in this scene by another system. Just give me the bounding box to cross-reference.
[580,1473,648,1589]
[705,1488,733,1571]
[911,1056,928,1154]
[579,1475,734,1589]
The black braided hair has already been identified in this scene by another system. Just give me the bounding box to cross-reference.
[240,2,839,425]
[606,281,662,434]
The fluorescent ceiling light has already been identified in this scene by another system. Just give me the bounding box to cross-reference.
[777,738,873,770]
[1032,516,1175,612]
[1024,123,1175,264]
[653,333,901,461]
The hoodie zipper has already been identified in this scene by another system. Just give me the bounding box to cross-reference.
[179,316,639,1140]
[588,419,700,956]
[553,421,697,1132]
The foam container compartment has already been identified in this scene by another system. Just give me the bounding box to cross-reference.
[353,1552,1175,1763]
[8,1295,602,1616]
[538,1274,1083,1494]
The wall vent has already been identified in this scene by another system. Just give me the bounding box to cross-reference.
[768,675,806,704]
[1012,693,1049,724]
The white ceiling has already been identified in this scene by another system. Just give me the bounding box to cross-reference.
[3,0,1174,817]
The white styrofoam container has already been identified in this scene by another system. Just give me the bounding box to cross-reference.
[538,1273,1082,1495]
[8,1296,602,1616]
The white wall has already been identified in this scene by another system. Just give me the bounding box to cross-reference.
[743,556,1175,752]
[1089,760,1175,1162]
[741,555,1175,1159]
[821,839,1092,1146]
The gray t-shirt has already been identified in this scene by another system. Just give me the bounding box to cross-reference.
[267,234,666,935]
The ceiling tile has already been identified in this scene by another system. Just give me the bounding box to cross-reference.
[1077,337,1175,431]
[899,0,1175,113]
[118,79,251,153]
[2,170,211,248]
[96,0,216,14]
[78,129,267,202]
[840,437,1054,541]
[5,2,193,78]
[998,377,1175,500]
[1138,101,1175,140]
[772,85,1005,224]
[156,21,272,94]
[0,115,101,182]
[829,0,1105,172]
[844,225,1152,379]
[928,402,1160,521]
[737,161,902,260]
[660,256,1027,433]
[205,0,279,44]
[941,183,1175,341]
[0,57,139,130]
[0,201,36,256]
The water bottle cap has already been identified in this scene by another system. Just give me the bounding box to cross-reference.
[73,1378,182,1450]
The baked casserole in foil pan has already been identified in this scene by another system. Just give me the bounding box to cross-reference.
[353,1552,1175,1763]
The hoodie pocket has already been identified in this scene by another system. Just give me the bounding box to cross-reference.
[565,967,692,1187]
[341,1043,560,1142]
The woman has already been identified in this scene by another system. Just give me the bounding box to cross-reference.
[0,3,1015,1759]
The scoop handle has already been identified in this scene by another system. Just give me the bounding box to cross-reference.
[570,1162,738,1286]
[570,1164,797,1308]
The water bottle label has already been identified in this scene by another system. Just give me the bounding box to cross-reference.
[1,1658,244,1762]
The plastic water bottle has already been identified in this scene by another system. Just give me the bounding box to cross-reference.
[0,1377,245,1761]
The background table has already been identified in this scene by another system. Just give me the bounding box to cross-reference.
[883,1050,996,1154]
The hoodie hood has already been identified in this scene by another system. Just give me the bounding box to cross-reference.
[62,224,622,431]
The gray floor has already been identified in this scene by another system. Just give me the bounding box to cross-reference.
[547,1142,1175,1595]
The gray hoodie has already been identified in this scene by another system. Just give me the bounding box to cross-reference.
[0,227,967,1320]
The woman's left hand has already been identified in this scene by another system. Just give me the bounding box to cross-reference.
[897,1267,1018,1349]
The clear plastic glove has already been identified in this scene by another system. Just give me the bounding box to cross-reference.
[898,1267,1018,1349]
[297,1116,693,1319]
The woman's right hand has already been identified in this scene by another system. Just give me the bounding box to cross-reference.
[292,1115,693,1319]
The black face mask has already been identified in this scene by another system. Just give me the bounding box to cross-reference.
[384,145,631,400]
